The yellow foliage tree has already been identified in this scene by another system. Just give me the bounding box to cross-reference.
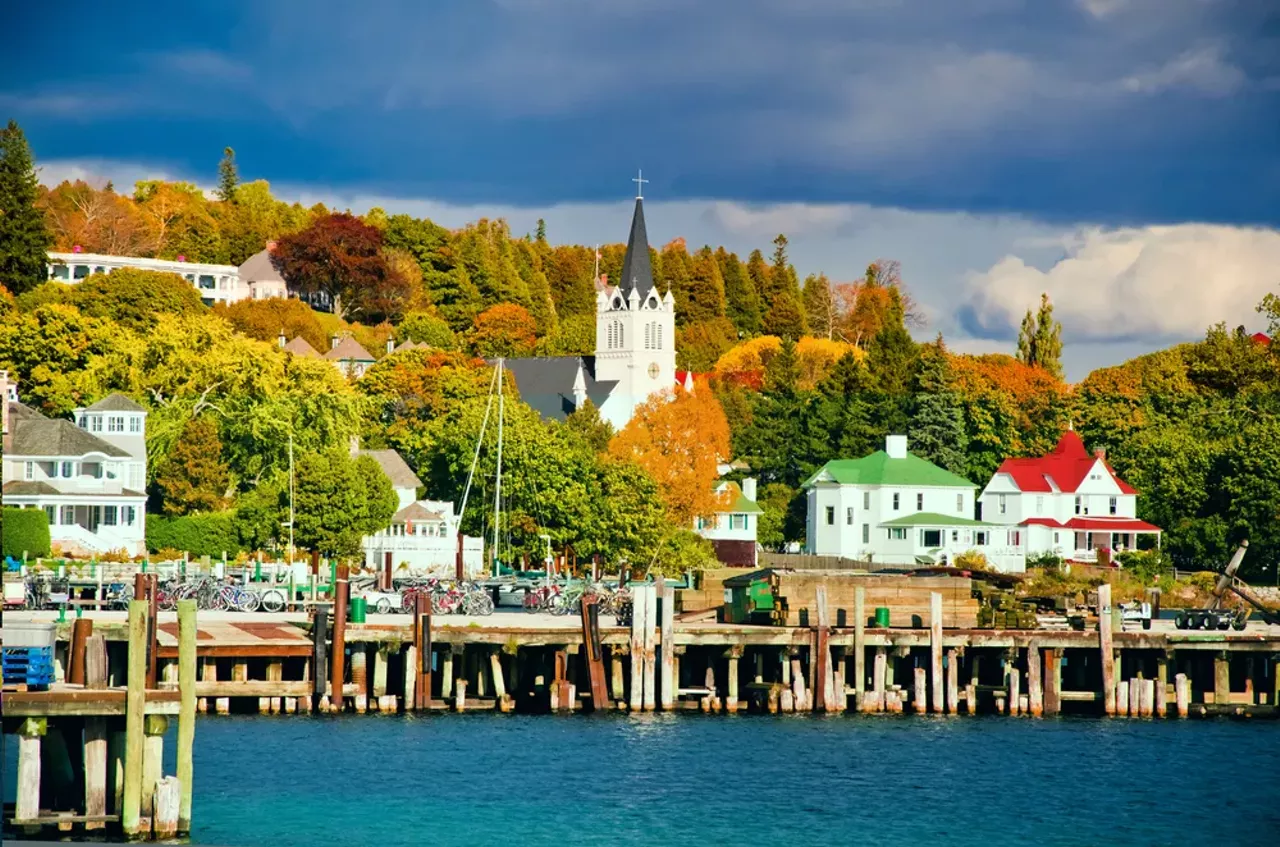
[608,381,732,525]
[795,337,863,389]
[713,335,782,387]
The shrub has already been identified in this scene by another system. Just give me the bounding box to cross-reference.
[1026,551,1065,571]
[146,512,242,557]
[399,310,458,350]
[1116,549,1173,583]
[2,507,52,558]
[953,549,991,571]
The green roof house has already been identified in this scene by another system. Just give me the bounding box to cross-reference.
[803,435,1026,572]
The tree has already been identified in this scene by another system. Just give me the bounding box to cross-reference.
[293,450,397,558]
[865,286,918,397]
[763,290,808,339]
[214,296,329,352]
[717,247,761,337]
[535,218,547,243]
[274,213,407,321]
[154,416,232,515]
[675,318,737,373]
[908,337,969,475]
[73,268,206,331]
[1015,293,1064,378]
[468,303,537,357]
[0,121,54,294]
[609,382,732,525]
[766,234,801,308]
[802,274,835,339]
[399,310,459,350]
[565,399,615,453]
[683,246,727,323]
[217,147,239,203]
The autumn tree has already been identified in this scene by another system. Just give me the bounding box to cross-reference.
[39,181,151,257]
[274,213,408,321]
[0,121,53,294]
[154,416,232,515]
[217,147,239,203]
[293,450,397,558]
[399,310,459,350]
[73,268,206,331]
[608,382,732,525]
[134,180,222,261]
[1016,293,1064,378]
[802,273,835,339]
[468,303,537,357]
[214,296,329,352]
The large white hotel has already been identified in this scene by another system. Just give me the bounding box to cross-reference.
[46,246,287,306]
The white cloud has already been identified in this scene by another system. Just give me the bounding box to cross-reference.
[963,224,1280,343]
[1121,43,1244,96]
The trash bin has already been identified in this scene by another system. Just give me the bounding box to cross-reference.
[874,606,891,628]
[349,596,367,624]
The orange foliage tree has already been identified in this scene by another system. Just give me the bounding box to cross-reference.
[468,303,537,357]
[608,381,732,525]
[713,335,782,388]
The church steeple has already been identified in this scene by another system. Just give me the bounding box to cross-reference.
[618,179,655,302]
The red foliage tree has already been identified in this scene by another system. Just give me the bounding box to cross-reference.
[273,213,410,322]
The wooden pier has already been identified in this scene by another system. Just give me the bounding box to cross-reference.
[2,588,198,841]
[10,584,1279,723]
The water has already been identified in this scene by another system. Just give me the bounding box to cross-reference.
[7,715,1280,845]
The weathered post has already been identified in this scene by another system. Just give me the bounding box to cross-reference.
[350,646,369,713]
[580,595,610,712]
[69,616,93,685]
[142,715,167,817]
[122,599,147,837]
[1214,653,1231,706]
[871,647,887,713]
[913,666,927,713]
[1027,643,1044,717]
[1097,584,1116,715]
[659,580,675,711]
[1175,672,1189,717]
[726,646,742,713]
[854,585,866,710]
[814,585,832,712]
[311,603,330,713]
[1044,649,1062,716]
[929,592,944,713]
[945,648,960,715]
[1116,680,1130,717]
[629,585,648,711]
[610,647,626,707]
[331,565,349,712]
[413,594,432,709]
[153,776,180,839]
[441,645,456,701]
[1008,667,1021,716]
[16,718,45,828]
[177,598,197,834]
[84,634,109,831]
[1155,652,1171,718]
[642,583,658,711]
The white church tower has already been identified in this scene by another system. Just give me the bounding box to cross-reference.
[594,173,677,430]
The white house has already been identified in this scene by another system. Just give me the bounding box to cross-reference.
[48,251,246,306]
[356,448,483,576]
[499,180,682,431]
[803,435,1026,572]
[2,388,149,556]
[237,243,290,300]
[695,478,764,567]
[978,428,1161,561]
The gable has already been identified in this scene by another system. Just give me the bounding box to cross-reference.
[804,451,976,489]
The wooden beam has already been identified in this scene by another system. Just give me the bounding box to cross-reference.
[176,599,197,836]
[1097,584,1116,716]
[929,592,944,713]
[84,634,108,831]
[122,599,147,838]
[659,581,675,711]
[1026,642,1043,717]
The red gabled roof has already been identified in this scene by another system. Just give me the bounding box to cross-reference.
[1251,332,1272,347]
[994,430,1137,495]
[1023,517,1161,532]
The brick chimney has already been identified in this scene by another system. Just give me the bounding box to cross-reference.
[1094,447,1106,460]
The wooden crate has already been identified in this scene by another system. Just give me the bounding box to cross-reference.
[769,570,978,628]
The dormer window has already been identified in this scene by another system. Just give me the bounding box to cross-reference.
[612,297,623,310]
[129,416,141,433]
[108,416,124,433]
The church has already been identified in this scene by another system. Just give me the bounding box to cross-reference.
[500,184,684,431]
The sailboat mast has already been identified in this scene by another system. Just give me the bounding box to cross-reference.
[491,358,505,576]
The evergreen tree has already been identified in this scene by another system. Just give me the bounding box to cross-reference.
[1016,293,1064,378]
[717,247,761,336]
[657,239,693,322]
[535,218,547,243]
[745,248,771,313]
[684,246,727,324]
[764,337,801,394]
[0,121,53,295]
[768,234,800,304]
[908,336,969,475]
[564,399,615,453]
[1016,309,1036,363]
[217,147,239,203]
[865,287,918,396]
[764,290,808,339]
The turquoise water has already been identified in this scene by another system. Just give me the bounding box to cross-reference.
[8,715,1280,845]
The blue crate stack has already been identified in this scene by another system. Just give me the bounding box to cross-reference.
[2,645,55,689]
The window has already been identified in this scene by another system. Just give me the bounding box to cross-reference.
[25,461,33,480]
[198,274,216,289]
[51,264,70,280]
[129,416,141,433]
[108,416,124,433]
[656,325,662,349]
[730,514,747,530]
[74,264,91,279]
[94,266,107,275]
[922,529,942,547]
[998,494,1007,514]
[1109,497,1118,515]
[825,506,835,526]
[92,415,103,432]
[1009,530,1022,546]
[1074,496,1082,515]
[916,493,924,510]
[846,507,853,526]
[129,465,143,490]
[124,506,135,526]
[863,491,870,510]
[644,323,651,349]
[975,531,989,546]
[889,527,907,540]
[61,506,75,525]
[695,517,706,530]
[1035,495,1044,513]
[103,506,118,526]
[862,524,870,544]
[618,323,624,347]
[956,493,964,512]
[892,493,900,511]
[951,530,959,542]
[90,463,103,479]
[61,461,74,478]
[44,506,56,525]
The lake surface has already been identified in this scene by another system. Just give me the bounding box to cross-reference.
[7,714,1280,846]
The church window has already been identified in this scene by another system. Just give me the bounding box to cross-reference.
[644,323,651,350]
[656,324,662,349]
[618,322,624,347]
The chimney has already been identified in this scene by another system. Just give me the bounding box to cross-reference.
[386,337,395,355]
[349,434,360,456]
[277,329,286,349]
[885,434,908,459]
[266,240,278,252]
[331,334,340,351]
[1094,447,1106,461]
[742,478,757,502]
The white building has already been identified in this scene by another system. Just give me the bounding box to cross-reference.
[356,448,483,576]
[695,478,763,567]
[803,435,1026,572]
[48,251,246,306]
[500,183,681,431]
[236,244,290,300]
[2,388,149,556]
[978,428,1161,561]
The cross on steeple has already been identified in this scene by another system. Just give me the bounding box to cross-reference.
[632,169,648,200]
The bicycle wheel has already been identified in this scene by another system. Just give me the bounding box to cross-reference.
[239,591,261,612]
[259,589,286,613]
[475,593,494,616]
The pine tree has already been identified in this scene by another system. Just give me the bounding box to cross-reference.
[684,246,727,323]
[764,337,801,394]
[1016,309,1036,364]
[535,218,547,243]
[1015,292,1064,378]
[217,147,239,203]
[908,336,968,475]
[767,234,802,307]
[717,247,761,336]
[866,287,918,396]
[0,121,53,294]
[763,290,808,339]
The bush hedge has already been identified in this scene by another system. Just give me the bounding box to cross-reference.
[2,507,52,559]
[146,512,242,558]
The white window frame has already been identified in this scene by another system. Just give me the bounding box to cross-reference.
[25,461,34,480]
[998,494,1007,514]
[845,507,853,526]
[60,461,74,478]
[862,524,869,544]
[108,416,124,433]
[129,416,142,433]
[889,527,907,540]
[863,491,870,510]
[956,493,963,512]
[103,506,118,526]
[1109,497,1118,515]
[1074,495,1082,515]
[892,493,900,511]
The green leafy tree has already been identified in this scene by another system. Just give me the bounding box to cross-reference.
[717,247,761,337]
[0,304,120,414]
[908,337,969,475]
[154,416,232,515]
[294,450,397,558]
[1015,293,1064,378]
[564,399,615,453]
[652,530,719,576]
[73,268,206,331]
[217,147,239,203]
[0,121,54,294]
[399,310,459,350]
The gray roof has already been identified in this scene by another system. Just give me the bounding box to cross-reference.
[238,248,287,284]
[496,356,616,422]
[617,198,656,302]
[3,480,146,499]
[7,407,131,458]
[324,336,376,363]
[283,336,321,358]
[356,449,423,490]
[392,502,445,523]
[83,393,145,413]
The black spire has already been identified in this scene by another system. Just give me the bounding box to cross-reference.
[617,197,655,303]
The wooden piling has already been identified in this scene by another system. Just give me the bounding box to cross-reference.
[642,584,658,711]
[267,660,284,713]
[372,646,389,704]
[177,598,196,834]
[1097,584,1116,715]
[929,592,944,713]
[1116,680,1130,717]
[490,651,512,712]
[84,634,109,831]
[790,654,808,711]
[913,666,927,713]
[16,717,45,828]
[580,595,610,711]
[122,599,147,838]
[853,586,866,710]
[1155,656,1170,718]
[659,581,675,711]
[441,646,456,701]
[1140,679,1155,717]
[331,568,349,712]
[455,677,468,712]
[610,647,626,707]
[1044,649,1062,716]
[403,645,418,711]
[629,586,646,712]
[1175,672,1189,717]
[413,594,432,709]
[945,648,959,715]
[1214,653,1231,705]
[726,647,742,713]
[1027,644,1044,717]
[142,715,167,817]
[872,647,887,712]
[814,586,832,712]
[1008,667,1021,716]
[311,603,330,712]
[69,616,93,685]
[153,776,180,839]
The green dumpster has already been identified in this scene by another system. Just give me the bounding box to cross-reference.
[349,596,367,624]
[874,606,890,628]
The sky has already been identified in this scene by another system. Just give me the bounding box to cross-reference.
[5,0,1279,380]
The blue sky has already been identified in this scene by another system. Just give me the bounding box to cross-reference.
[5,0,1279,377]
